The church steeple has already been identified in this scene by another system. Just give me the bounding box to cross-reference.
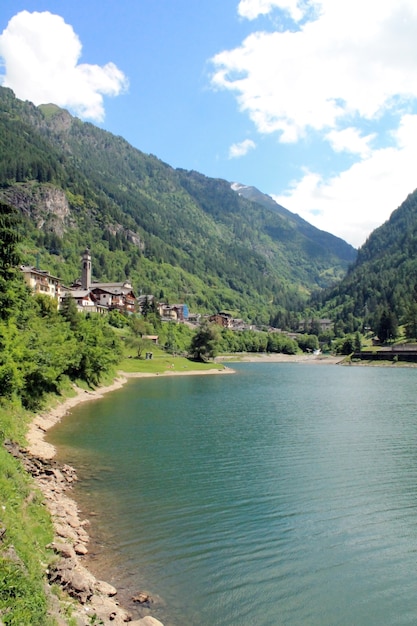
[81,247,92,290]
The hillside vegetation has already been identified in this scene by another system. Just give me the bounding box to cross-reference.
[312,188,417,338]
[0,86,356,325]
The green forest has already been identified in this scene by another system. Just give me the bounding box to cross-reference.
[310,188,417,341]
[0,86,356,328]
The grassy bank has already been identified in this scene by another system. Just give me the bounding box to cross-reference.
[119,346,226,374]
[0,401,56,626]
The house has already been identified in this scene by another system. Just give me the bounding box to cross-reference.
[90,284,136,313]
[158,303,189,322]
[60,288,107,314]
[61,248,137,313]
[137,294,156,314]
[187,312,201,325]
[209,313,233,328]
[142,335,159,344]
[21,265,61,301]
[298,318,333,333]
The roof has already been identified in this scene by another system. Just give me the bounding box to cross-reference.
[90,283,135,296]
[62,289,92,299]
[20,265,61,281]
[91,281,132,290]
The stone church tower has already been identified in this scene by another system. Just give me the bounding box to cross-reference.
[81,247,92,290]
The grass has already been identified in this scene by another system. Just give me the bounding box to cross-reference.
[0,402,56,625]
[119,351,225,374]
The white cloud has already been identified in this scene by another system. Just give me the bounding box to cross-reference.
[273,115,417,247]
[325,128,375,158]
[228,138,256,158]
[211,1,417,245]
[0,11,128,122]
[238,0,309,21]
[212,1,417,141]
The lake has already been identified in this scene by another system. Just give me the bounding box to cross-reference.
[48,363,417,625]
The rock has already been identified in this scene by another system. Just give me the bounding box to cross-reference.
[132,591,152,605]
[54,522,78,541]
[2,545,25,570]
[67,570,94,604]
[48,559,95,604]
[51,542,76,559]
[95,580,117,596]
[67,515,81,529]
[130,618,164,626]
[76,528,90,543]
[88,594,131,624]
[74,543,88,555]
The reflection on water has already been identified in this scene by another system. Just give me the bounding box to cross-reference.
[49,364,417,626]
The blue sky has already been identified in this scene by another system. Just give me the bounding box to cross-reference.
[1,1,417,247]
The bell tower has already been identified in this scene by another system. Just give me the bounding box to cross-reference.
[81,247,92,290]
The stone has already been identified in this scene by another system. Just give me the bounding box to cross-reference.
[129,618,164,626]
[48,559,95,604]
[67,515,81,529]
[88,595,131,624]
[51,542,76,559]
[54,522,78,541]
[74,543,88,555]
[95,580,117,596]
[132,591,152,605]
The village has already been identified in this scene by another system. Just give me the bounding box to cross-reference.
[20,248,335,343]
[20,247,336,343]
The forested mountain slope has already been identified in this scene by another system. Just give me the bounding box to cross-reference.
[0,86,356,324]
[312,188,417,333]
[231,182,354,263]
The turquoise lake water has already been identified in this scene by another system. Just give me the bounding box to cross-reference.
[48,363,417,625]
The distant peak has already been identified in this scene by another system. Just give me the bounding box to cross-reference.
[231,182,253,193]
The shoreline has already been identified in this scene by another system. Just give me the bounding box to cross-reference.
[217,352,345,365]
[25,366,233,626]
[27,367,233,460]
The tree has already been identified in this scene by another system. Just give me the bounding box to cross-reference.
[0,202,26,322]
[165,323,178,354]
[0,202,20,278]
[377,309,398,343]
[126,335,146,359]
[59,294,80,330]
[404,301,417,340]
[189,321,220,361]
[309,319,321,336]
[341,335,355,355]
[129,314,147,337]
[296,334,319,353]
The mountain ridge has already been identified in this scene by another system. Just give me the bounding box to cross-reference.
[231,182,355,262]
[0,86,356,325]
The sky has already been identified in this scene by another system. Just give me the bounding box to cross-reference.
[1,1,417,248]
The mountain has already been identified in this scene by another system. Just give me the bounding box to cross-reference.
[231,182,355,263]
[0,86,356,325]
[312,188,417,333]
